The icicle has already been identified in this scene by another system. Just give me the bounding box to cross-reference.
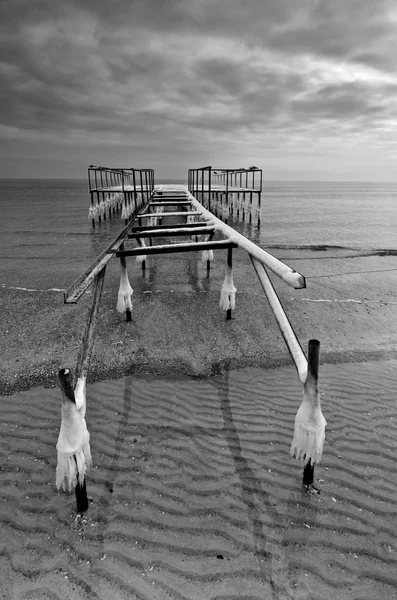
[149,215,158,227]
[219,266,236,310]
[202,250,214,262]
[117,263,133,313]
[56,375,91,492]
[201,234,214,262]
[121,202,128,220]
[290,380,327,465]
[88,206,95,219]
[136,238,147,263]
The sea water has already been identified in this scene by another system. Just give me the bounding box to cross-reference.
[0,178,395,290]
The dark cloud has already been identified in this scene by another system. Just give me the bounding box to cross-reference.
[0,0,396,178]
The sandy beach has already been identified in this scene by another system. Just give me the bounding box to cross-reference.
[1,244,397,599]
[0,245,396,395]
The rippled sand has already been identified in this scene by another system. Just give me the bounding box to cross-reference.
[1,360,397,599]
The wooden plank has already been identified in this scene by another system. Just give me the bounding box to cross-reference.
[115,240,237,256]
[250,256,307,381]
[128,226,215,238]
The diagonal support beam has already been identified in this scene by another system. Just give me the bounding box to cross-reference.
[250,256,307,382]
[188,194,305,289]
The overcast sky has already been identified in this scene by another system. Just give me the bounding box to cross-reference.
[1,0,397,180]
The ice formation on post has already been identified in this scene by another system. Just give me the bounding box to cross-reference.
[56,376,92,492]
[201,234,214,262]
[219,266,236,311]
[135,238,147,263]
[202,249,214,261]
[117,263,133,313]
[290,377,327,465]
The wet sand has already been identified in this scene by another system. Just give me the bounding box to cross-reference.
[1,361,397,599]
[0,243,397,599]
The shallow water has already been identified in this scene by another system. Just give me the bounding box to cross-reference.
[1,360,396,599]
[0,179,396,291]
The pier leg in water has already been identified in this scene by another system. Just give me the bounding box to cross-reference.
[117,244,133,322]
[57,267,106,513]
[219,247,236,320]
[290,339,327,492]
[135,237,147,276]
[74,456,89,512]
[56,368,91,514]
[303,459,314,487]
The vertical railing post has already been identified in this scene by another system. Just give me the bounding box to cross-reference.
[208,166,212,212]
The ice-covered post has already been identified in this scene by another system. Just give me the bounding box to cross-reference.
[57,267,106,513]
[302,340,319,486]
[117,243,133,322]
[57,368,90,513]
[219,246,236,320]
[290,339,327,489]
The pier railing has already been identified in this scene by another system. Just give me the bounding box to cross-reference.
[87,166,155,227]
[188,166,262,226]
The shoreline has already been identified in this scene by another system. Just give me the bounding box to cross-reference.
[1,282,396,396]
[1,346,396,397]
[0,350,397,397]
[1,244,396,396]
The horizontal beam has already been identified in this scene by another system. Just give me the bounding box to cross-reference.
[250,257,308,383]
[138,211,200,218]
[149,201,192,206]
[115,240,237,256]
[193,187,260,193]
[187,193,305,289]
[128,226,215,238]
[131,222,207,231]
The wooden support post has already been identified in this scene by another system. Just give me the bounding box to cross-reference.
[302,339,320,487]
[90,192,95,229]
[226,246,233,321]
[58,368,89,513]
[119,244,132,322]
[257,192,261,228]
[74,456,89,513]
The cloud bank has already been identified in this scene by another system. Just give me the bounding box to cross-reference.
[1,0,397,179]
